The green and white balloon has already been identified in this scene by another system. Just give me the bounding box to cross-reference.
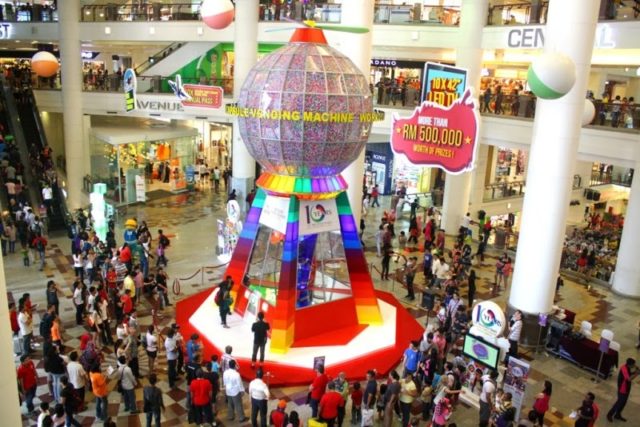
[527,52,576,100]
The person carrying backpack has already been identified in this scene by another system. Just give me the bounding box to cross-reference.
[156,229,170,267]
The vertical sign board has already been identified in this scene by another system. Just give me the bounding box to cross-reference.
[124,68,137,112]
[503,356,530,421]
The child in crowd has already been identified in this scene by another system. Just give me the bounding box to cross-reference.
[350,381,363,425]
[211,354,220,374]
[376,383,387,421]
[398,231,407,251]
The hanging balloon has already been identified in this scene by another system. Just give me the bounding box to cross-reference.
[31,51,59,78]
[527,52,576,100]
[582,99,596,126]
[200,0,235,30]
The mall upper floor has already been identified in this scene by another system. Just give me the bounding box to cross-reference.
[1,0,639,26]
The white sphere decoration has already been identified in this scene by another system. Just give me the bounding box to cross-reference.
[200,0,234,30]
[527,52,576,99]
[582,99,596,126]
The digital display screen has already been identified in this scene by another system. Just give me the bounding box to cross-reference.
[463,334,500,370]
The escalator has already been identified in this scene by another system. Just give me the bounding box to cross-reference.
[0,76,69,231]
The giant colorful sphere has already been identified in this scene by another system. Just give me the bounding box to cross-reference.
[201,0,234,30]
[527,52,576,100]
[31,51,59,78]
[236,28,373,178]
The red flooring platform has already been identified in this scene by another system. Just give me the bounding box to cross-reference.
[175,289,424,386]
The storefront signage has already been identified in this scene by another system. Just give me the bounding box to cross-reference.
[507,27,545,48]
[371,58,426,69]
[505,24,615,49]
[136,99,184,112]
[471,301,506,338]
[0,24,11,39]
[182,84,223,109]
[391,88,479,174]
[225,104,384,124]
[299,199,340,236]
[123,68,137,112]
[421,62,467,106]
[259,195,290,234]
[81,51,100,60]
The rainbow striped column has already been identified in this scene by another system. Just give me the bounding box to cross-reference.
[270,196,300,353]
[336,192,382,325]
[227,189,266,299]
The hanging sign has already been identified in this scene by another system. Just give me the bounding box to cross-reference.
[123,68,137,112]
[182,84,224,109]
[471,301,506,338]
[421,62,467,106]
[259,195,290,234]
[299,199,340,236]
[391,88,479,174]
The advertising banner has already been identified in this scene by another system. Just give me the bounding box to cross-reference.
[391,88,479,174]
[421,62,467,106]
[299,199,340,236]
[503,356,530,421]
[259,195,290,234]
[182,84,224,109]
[134,174,146,202]
[123,68,137,112]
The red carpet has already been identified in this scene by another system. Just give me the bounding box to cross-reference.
[175,289,424,386]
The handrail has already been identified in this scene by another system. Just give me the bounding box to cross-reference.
[134,42,184,75]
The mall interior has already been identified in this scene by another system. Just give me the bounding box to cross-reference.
[0,0,639,426]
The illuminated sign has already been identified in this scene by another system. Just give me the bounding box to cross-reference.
[421,62,467,106]
[0,23,11,39]
[136,99,184,112]
[81,51,100,60]
[506,24,615,49]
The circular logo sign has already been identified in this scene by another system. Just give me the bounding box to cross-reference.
[309,204,327,223]
[471,301,506,338]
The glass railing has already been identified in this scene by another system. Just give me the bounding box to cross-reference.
[590,170,634,187]
[81,3,198,22]
[375,91,640,132]
[31,73,235,96]
[487,0,640,25]
[0,3,57,22]
[483,180,526,202]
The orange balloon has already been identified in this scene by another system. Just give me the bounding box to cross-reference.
[31,51,59,78]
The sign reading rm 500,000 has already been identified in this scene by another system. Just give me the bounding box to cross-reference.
[391,88,479,174]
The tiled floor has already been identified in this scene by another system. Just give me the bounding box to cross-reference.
[7,189,640,426]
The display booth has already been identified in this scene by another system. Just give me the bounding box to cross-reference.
[89,125,198,205]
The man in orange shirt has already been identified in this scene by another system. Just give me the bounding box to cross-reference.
[90,364,108,421]
[319,382,345,427]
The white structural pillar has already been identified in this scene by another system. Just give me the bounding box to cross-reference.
[440,0,488,235]
[0,255,23,425]
[613,163,640,297]
[231,0,259,203]
[335,0,374,224]
[59,0,84,210]
[509,0,599,321]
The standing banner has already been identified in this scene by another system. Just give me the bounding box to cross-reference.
[124,68,137,112]
[134,174,146,202]
[503,356,530,421]
[259,195,290,234]
[421,62,468,106]
[299,199,340,236]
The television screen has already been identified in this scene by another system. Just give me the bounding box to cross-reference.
[463,334,501,370]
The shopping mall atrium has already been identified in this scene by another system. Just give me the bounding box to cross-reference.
[1,0,640,426]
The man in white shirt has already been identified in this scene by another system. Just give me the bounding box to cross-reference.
[113,356,138,413]
[17,305,33,355]
[66,351,88,410]
[479,370,498,427]
[507,310,523,359]
[164,329,179,389]
[432,256,450,288]
[42,184,53,215]
[249,369,270,427]
[223,359,247,422]
[460,212,472,236]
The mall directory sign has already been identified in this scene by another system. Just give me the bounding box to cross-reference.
[391,87,479,174]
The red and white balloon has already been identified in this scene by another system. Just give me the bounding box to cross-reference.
[201,0,234,30]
